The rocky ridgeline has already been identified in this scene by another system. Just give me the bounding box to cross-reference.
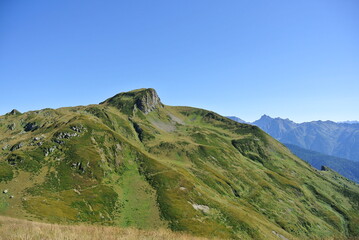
[101,88,163,114]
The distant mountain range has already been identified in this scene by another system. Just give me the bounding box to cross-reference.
[340,121,359,124]
[227,115,359,183]
[227,115,359,162]
[252,115,359,162]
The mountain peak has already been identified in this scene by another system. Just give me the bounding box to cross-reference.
[101,88,163,114]
[260,114,272,120]
[6,109,21,116]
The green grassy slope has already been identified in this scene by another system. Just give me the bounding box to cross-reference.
[285,143,359,183]
[0,88,358,239]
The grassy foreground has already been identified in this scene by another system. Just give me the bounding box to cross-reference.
[0,216,207,240]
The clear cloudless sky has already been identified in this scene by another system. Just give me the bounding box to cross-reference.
[0,0,358,122]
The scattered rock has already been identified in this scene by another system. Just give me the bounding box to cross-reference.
[3,189,8,194]
[116,144,122,151]
[192,203,210,214]
[272,231,289,240]
[24,122,39,132]
[30,136,45,146]
[2,145,9,150]
[70,125,85,133]
[53,139,64,145]
[55,132,78,139]
[10,142,24,151]
[7,154,23,165]
[44,146,56,156]
[7,123,16,130]
[179,187,186,191]
[73,189,81,195]
[72,162,85,173]
[9,195,14,199]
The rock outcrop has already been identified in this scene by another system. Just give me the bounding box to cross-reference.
[24,122,39,132]
[135,88,162,114]
[6,109,21,116]
[101,88,163,114]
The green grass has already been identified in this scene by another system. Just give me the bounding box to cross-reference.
[0,88,358,239]
[0,195,8,213]
[0,162,14,182]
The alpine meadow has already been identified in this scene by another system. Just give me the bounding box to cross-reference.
[0,88,358,239]
[1,2,359,238]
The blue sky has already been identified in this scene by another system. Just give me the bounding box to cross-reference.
[1,0,358,122]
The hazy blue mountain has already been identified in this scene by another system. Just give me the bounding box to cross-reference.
[226,116,247,124]
[252,115,359,162]
[340,121,359,124]
[228,115,359,182]
[285,144,359,183]
[250,115,297,139]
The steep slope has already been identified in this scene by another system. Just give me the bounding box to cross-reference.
[285,144,359,184]
[0,89,358,240]
[253,115,359,162]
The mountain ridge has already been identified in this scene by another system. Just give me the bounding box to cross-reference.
[0,89,358,239]
[228,115,359,183]
[229,115,359,162]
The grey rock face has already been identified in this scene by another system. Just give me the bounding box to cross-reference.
[135,88,163,114]
[101,88,163,115]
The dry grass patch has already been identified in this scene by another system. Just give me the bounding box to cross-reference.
[0,216,208,240]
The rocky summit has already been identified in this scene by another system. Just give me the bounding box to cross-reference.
[0,88,358,240]
[100,88,163,114]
